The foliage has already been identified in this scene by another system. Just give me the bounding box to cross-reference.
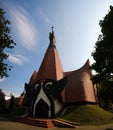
[9,95,15,111]
[0,8,16,78]
[0,89,6,112]
[0,89,5,98]
[91,6,113,107]
[96,83,113,109]
[91,6,113,83]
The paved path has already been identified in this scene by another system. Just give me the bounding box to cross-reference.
[0,117,113,130]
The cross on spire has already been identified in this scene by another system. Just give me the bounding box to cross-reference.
[51,26,54,32]
[49,26,56,47]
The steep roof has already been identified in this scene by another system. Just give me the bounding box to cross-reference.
[37,31,64,81]
[29,30,64,84]
[29,71,37,85]
[62,59,97,103]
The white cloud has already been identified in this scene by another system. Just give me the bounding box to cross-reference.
[9,5,39,50]
[8,54,29,65]
[38,8,51,24]
[2,90,19,100]
[0,77,6,83]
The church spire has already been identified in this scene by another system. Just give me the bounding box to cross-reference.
[49,26,56,48]
[35,28,64,81]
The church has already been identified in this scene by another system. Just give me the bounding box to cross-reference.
[23,28,97,118]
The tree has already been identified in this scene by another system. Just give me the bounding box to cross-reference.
[0,8,16,78]
[0,89,6,112]
[91,6,113,108]
[9,94,15,111]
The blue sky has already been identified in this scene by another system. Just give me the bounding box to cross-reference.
[0,0,113,97]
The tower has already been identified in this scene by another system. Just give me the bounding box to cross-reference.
[36,27,64,81]
[29,27,64,84]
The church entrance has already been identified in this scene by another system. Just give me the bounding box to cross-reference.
[35,99,49,118]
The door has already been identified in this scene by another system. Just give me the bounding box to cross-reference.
[35,98,49,118]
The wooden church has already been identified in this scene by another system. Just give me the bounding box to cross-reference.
[23,28,97,118]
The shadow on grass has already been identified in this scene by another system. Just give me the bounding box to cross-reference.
[105,128,113,130]
[0,117,10,122]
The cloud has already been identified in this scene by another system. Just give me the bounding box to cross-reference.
[9,5,39,50]
[8,54,29,65]
[2,90,19,99]
[0,77,6,83]
[38,8,51,24]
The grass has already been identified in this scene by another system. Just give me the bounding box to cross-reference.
[0,106,27,119]
[9,106,27,116]
[61,104,113,125]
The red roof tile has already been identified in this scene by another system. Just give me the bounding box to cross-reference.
[62,60,97,103]
[37,47,64,81]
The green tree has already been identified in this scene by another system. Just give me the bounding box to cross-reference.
[9,95,15,111]
[91,6,113,108]
[0,89,6,112]
[0,8,16,78]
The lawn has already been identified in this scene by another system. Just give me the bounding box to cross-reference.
[62,104,113,125]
